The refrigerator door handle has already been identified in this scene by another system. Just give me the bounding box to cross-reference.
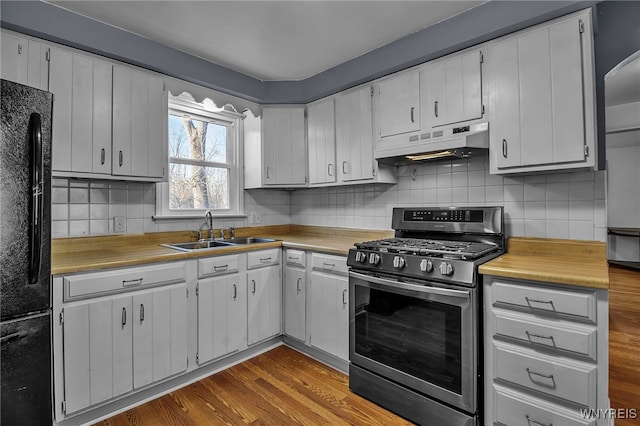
[29,112,43,285]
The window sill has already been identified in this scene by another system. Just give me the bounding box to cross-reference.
[153,214,248,221]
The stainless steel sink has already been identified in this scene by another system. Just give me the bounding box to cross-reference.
[161,240,236,252]
[222,237,276,245]
[161,237,276,252]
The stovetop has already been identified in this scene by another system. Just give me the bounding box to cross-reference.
[355,237,499,260]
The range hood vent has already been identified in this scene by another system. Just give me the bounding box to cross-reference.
[376,122,489,166]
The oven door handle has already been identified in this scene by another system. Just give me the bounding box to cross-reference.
[349,271,470,299]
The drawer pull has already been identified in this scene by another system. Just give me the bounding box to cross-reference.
[123,278,143,286]
[525,331,556,347]
[342,289,347,305]
[526,368,556,387]
[140,304,145,322]
[259,257,273,263]
[233,284,237,300]
[121,307,127,328]
[296,278,302,293]
[524,297,556,311]
[251,280,256,294]
[288,256,299,262]
[323,262,336,270]
[213,265,228,272]
[526,415,552,426]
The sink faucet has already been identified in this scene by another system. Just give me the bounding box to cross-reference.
[205,210,214,240]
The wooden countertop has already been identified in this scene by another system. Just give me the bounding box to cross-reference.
[479,237,609,289]
[51,225,393,275]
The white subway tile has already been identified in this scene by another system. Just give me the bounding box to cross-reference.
[485,185,504,203]
[546,220,570,239]
[437,173,452,189]
[90,204,108,220]
[524,202,546,220]
[569,181,595,201]
[51,204,68,221]
[69,204,89,220]
[89,219,109,235]
[452,188,468,204]
[423,188,437,203]
[505,219,525,237]
[52,187,68,204]
[594,200,606,227]
[546,201,569,220]
[504,202,524,220]
[570,221,595,240]
[69,220,89,236]
[423,174,437,189]
[468,187,485,203]
[545,182,569,201]
[90,188,109,204]
[51,221,69,238]
[436,160,452,174]
[524,220,546,237]
[452,171,468,188]
[467,171,485,187]
[570,200,595,221]
[503,184,524,202]
[437,188,452,204]
[524,183,545,201]
[110,188,127,204]
[569,171,595,182]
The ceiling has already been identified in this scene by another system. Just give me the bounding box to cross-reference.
[46,1,484,81]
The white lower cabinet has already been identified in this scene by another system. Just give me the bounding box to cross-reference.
[284,249,307,342]
[247,249,282,345]
[59,282,187,415]
[308,253,349,361]
[483,276,609,426]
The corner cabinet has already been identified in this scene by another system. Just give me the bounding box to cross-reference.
[483,276,609,426]
[485,9,596,174]
[261,106,307,187]
[0,30,49,90]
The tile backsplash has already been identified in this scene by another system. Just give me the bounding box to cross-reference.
[51,154,606,242]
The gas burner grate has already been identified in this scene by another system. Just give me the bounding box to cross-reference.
[355,237,498,260]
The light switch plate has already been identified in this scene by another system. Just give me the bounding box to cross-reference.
[114,216,126,233]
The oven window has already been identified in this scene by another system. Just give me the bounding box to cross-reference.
[354,287,462,394]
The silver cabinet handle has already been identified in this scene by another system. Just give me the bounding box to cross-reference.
[342,161,349,174]
[296,278,302,293]
[525,331,556,347]
[526,415,552,426]
[251,279,256,294]
[259,257,272,263]
[123,278,143,286]
[233,283,237,300]
[342,289,347,305]
[121,307,127,327]
[100,148,106,165]
[266,166,270,179]
[526,368,555,385]
[17,43,23,55]
[502,139,508,158]
[323,262,336,270]
[327,163,334,176]
[434,101,439,118]
[410,106,415,123]
[287,256,299,262]
[119,150,123,167]
[525,297,555,311]
[140,304,145,322]
[213,265,228,272]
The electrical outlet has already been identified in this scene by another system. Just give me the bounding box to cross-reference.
[249,211,261,225]
[114,216,126,233]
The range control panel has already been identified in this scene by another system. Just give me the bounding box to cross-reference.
[403,209,483,223]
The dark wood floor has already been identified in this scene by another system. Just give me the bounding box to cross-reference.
[97,345,412,426]
[608,266,640,426]
[99,267,640,425]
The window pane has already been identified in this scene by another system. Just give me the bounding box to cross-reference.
[168,162,229,209]
[168,114,228,163]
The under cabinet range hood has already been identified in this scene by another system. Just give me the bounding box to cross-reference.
[376,122,489,165]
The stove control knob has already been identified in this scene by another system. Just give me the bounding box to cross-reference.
[368,253,381,266]
[393,256,405,269]
[439,262,454,276]
[420,259,433,273]
[355,251,367,263]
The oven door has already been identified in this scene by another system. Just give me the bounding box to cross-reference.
[349,270,477,414]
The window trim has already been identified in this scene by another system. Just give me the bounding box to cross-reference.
[154,96,245,220]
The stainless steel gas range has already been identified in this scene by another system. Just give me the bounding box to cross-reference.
[347,206,505,426]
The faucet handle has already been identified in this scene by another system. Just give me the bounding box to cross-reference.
[229,227,235,238]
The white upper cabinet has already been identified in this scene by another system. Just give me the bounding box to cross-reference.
[335,85,375,182]
[112,65,167,180]
[49,48,112,175]
[307,98,336,185]
[426,50,483,127]
[261,106,307,186]
[0,31,49,90]
[376,69,421,139]
[485,9,596,174]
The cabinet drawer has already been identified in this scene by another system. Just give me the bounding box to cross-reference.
[285,249,306,268]
[494,342,597,407]
[493,280,597,323]
[64,262,187,300]
[312,253,348,276]
[247,249,280,269]
[198,254,240,278]
[494,383,596,426]
[493,309,597,361]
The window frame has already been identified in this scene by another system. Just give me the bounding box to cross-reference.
[155,96,245,219]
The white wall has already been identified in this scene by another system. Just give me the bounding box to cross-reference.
[291,155,607,241]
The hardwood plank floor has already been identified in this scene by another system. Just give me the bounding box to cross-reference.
[97,346,412,426]
[609,266,640,426]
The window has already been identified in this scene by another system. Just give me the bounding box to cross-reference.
[156,95,244,218]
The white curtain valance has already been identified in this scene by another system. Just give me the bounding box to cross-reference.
[163,75,262,117]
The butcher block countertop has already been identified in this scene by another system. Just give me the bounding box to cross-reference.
[51,225,393,275]
[479,237,609,289]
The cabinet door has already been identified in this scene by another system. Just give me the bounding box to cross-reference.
[1,34,49,90]
[378,71,420,137]
[308,271,348,360]
[428,51,482,127]
[262,107,306,186]
[49,49,112,174]
[247,266,282,345]
[307,99,336,184]
[62,295,133,414]
[336,86,374,182]
[284,266,306,342]
[112,66,166,179]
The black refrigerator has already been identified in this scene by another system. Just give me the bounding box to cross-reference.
[1,79,53,424]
